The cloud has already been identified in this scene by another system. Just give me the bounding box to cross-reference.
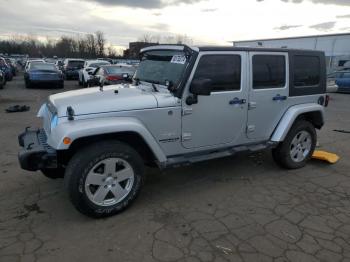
[0,0,164,47]
[83,0,207,9]
[337,14,350,18]
[309,21,336,31]
[258,0,350,5]
[201,8,217,12]
[274,24,302,31]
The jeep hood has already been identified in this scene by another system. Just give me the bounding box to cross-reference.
[49,85,170,117]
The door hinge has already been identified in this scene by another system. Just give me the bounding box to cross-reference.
[247,125,255,133]
[182,107,193,116]
[248,102,257,110]
[182,133,192,141]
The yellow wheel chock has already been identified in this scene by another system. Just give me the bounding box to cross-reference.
[312,150,340,164]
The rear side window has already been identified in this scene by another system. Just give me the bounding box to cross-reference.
[294,56,320,87]
[193,55,241,92]
[253,55,286,89]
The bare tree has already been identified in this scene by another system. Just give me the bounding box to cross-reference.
[95,31,105,57]
[138,34,154,43]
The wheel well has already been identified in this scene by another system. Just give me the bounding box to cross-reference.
[296,111,324,129]
[58,132,157,167]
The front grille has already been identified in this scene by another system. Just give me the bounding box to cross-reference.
[38,129,55,154]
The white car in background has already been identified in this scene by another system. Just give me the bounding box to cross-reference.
[78,60,111,87]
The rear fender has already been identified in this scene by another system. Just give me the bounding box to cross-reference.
[271,103,325,142]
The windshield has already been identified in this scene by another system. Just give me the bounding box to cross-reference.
[30,63,57,71]
[105,66,136,75]
[135,50,188,86]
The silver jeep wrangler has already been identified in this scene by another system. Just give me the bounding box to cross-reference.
[18,45,328,217]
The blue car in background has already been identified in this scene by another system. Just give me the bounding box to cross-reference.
[24,63,64,89]
[0,57,13,81]
[332,71,350,93]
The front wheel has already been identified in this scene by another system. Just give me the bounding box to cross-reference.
[64,141,145,218]
[272,120,316,169]
[41,168,65,179]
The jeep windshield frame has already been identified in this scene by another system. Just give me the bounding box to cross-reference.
[135,49,191,90]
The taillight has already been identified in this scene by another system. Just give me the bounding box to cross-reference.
[325,95,330,107]
[106,75,122,81]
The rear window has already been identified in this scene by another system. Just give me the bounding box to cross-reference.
[90,62,110,68]
[68,61,84,67]
[30,63,57,70]
[293,56,320,87]
[253,55,286,89]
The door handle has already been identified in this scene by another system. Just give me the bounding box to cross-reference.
[272,94,287,101]
[229,97,246,105]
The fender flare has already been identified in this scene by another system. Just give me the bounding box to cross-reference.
[48,116,167,163]
[271,103,325,142]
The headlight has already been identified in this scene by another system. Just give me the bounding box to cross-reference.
[50,114,58,130]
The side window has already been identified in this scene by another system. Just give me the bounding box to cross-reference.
[294,56,320,87]
[192,55,241,92]
[253,55,286,89]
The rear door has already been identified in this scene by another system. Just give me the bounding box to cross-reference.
[247,52,289,141]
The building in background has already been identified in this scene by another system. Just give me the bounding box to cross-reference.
[232,33,350,73]
[123,42,159,59]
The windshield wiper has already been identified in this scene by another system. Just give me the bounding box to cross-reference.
[137,78,162,92]
[152,83,158,92]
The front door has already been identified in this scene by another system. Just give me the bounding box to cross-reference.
[181,52,248,149]
[247,52,289,141]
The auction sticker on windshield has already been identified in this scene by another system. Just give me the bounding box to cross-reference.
[171,55,186,64]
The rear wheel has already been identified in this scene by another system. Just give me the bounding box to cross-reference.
[64,141,145,218]
[272,120,316,169]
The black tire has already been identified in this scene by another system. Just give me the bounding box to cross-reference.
[25,81,31,89]
[82,75,88,88]
[272,120,316,169]
[41,168,65,179]
[78,78,83,86]
[57,82,64,89]
[64,140,145,218]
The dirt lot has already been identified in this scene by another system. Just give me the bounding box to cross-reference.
[0,75,350,262]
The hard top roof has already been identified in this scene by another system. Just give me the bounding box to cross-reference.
[141,44,324,55]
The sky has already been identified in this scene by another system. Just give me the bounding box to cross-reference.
[0,0,349,50]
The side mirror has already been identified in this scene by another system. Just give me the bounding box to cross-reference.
[190,78,212,96]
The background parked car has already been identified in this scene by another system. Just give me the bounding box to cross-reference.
[24,63,64,89]
[0,70,5,89]
[62,58,85,80]
[88,64,136,87]
[5,58,17,76]
[0,57,13,81]
[78,60,111,87]
[55,59,64,71]
[335,71,350,93]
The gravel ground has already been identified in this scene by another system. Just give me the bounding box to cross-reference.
[0,75,350,262]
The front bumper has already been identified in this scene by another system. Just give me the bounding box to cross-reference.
[18,128,57,171]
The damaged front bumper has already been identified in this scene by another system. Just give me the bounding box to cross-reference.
[18,128,57,171]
